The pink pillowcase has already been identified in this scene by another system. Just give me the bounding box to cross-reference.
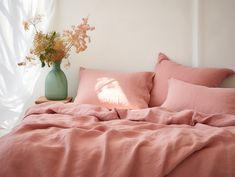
[149,53,234,107]
[162,78,235,115]
[74,67,154,109]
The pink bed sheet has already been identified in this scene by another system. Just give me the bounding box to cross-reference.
[0,103,235,177]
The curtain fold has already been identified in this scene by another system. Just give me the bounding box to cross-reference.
[0,0,56,136]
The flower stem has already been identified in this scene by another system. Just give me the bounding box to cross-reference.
[64,43,73,57]
[30,22,38,33]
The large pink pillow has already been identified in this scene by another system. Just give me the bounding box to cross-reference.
[149,53,234,107]
[162,78,235,115]
[74,67,154,109]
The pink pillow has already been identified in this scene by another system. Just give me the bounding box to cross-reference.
[74,67,154,109]
[149,53,234,107]
[162,78,235,115]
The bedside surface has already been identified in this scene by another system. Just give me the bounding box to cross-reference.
[35,96,73,104]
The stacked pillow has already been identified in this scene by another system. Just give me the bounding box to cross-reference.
[75,53,234,114]
[149,53,234,107]
[162,78,235,115]
[74,67,154,109]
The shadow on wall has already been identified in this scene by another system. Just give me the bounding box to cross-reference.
[221,75,235,88]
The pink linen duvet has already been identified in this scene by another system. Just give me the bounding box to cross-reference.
[0,103,235,177]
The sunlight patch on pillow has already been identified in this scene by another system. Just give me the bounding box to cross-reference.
[74,67,154,109]
[95,77,129,106]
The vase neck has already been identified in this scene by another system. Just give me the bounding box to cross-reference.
[53,60,62,70]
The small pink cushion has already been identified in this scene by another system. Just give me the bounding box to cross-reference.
[149,53,234,107]
[74,67,154,109]
[162,78,235,115]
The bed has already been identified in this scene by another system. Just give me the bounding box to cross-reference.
[0,53,235,177]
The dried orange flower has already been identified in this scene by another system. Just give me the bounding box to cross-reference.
[22,21,29,31]
[19,14,94,68]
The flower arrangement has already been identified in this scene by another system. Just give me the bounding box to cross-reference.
[18,14,95,68]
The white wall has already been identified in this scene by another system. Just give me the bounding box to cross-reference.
[199,0,235,87]
[199,0,235,68]
[53,0,235,98]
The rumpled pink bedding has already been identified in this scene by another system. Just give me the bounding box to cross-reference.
[0,103,235,177]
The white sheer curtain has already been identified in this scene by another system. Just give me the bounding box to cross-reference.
[0,0,56,136]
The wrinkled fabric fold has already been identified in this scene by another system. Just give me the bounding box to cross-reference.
[0,102,235,177]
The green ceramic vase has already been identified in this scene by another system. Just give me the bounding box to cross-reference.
[45,60,68,100]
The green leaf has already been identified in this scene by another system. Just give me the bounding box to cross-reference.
[41,60,45,67]
[39,55,46,67]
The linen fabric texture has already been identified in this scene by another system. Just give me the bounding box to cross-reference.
[149,53,234,107]
[74,67,154,109]
[162,78,235,115]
